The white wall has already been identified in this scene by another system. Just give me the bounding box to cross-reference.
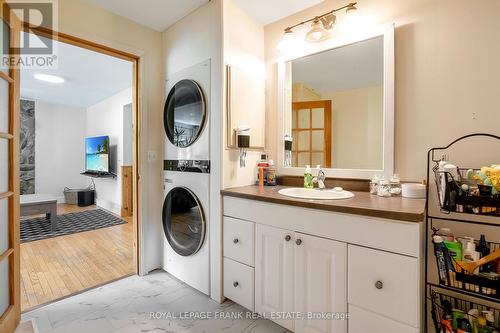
[223,0,266,188]
[162,0,223,302]
[265,0,500,181]
[86,88,132,215]
[49,0,164,275]
[33,99,88,202]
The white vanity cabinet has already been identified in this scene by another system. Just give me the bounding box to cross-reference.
[294,233,347,333]
[254,224,294,330]
[222,195,423,333]
[254,224,347,333]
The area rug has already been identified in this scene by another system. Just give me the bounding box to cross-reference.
[20,209,126,243]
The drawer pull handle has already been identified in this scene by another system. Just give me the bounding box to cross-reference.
[233,238,239,244]
[285,235,291,242]
[375,281,383,290]
[233,281,239,288]
[296,239,302,246]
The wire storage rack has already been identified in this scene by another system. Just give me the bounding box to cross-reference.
[425,134,500,332]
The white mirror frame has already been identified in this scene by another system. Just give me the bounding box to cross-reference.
[277,24,395,179]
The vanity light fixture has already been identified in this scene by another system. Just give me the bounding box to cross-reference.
[279,2,357,46]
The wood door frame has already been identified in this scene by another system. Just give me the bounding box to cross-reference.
[0,1,21,331]
[291,100,332,168]
[19,25,142,274]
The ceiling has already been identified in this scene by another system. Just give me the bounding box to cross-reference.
[292,36,384,94]
[21,33,133,108]
[232,0,324,25]
[86,0,209,31]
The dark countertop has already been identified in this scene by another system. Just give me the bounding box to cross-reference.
[221,185,426,223]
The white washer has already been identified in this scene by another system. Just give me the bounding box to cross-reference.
[162,165,210,295]
[164,59,210,161]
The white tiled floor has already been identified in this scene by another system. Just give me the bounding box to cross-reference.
[23,270,290,333]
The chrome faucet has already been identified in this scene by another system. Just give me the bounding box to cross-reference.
[313,168,326,189]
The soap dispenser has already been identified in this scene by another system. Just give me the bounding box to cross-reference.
[304,165,313,189]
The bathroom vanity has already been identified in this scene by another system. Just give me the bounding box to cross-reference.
[221,185,425,333]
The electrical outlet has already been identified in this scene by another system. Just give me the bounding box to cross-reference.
[147,151,158,162]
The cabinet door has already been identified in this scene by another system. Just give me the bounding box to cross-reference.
[255,224,294,331]
[294,233,347,333]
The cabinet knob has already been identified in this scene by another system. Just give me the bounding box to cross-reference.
[375,281,383,290]
[233,281,239,288]
[285,235,291,242]
[233,238,239,244]
[295,239,302,246]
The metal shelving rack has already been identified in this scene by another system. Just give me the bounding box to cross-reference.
[424,133,500,332]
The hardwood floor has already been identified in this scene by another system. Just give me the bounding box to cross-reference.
[20,204,134,311]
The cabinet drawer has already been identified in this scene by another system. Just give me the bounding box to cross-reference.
[348,245,419,328]
[223,217,254,266]
[223,258,254,311]
[348,304,418,333]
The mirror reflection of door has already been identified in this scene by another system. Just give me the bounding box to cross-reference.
[291,101,332,168]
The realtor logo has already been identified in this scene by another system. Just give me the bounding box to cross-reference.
[1,0,58,69]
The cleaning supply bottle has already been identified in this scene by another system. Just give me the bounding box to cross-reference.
[304,165,313,189]
[444,238,463,263]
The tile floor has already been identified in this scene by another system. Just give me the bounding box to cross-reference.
[22,270,290,333]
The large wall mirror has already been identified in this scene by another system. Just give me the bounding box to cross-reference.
[278,27,394,179]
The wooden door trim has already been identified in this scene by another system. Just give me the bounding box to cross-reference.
[291,100,332,168]
[0,1,21,331]
[20,23,142,274]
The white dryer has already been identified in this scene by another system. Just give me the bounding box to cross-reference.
[164,60,210,161]
[162,161,210,295]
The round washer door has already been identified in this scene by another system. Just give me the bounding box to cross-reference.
[164,79,206,148]
[162,187,206,256]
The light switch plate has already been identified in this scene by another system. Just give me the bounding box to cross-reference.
[147,151,157,162]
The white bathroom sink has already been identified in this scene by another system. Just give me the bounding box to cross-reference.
[278,187,354,200]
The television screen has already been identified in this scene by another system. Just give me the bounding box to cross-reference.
[85,136,110,173]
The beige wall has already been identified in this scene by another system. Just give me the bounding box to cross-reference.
[292,83,321,101]
[265,0,500,181]
[55,0,164,274]
[223,0,266,188]
[325,85,383,169]
[162,0,224,301]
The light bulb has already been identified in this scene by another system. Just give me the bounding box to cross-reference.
[305,19,331,43]
[277,30,295,51]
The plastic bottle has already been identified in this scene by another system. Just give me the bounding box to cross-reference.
[304,165,313,189]
[256,153,269,186]
[267,160,277,186]
[477,235,493,273]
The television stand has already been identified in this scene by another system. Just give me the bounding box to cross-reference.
[80,171,117,179]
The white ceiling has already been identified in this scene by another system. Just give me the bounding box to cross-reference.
[292,36,384,94]
[21,33,133,108]
[86,0,209,31]
[232,0,324,25]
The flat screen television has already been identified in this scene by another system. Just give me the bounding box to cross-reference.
[85,135,110,173]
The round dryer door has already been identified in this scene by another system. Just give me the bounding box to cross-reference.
[162,187,206,256]
[164,79,206,148]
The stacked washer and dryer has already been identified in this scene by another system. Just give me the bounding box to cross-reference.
[162,60,211,295]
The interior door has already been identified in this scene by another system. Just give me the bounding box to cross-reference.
[294,233,347,333]
[0,2,21,333]
[291,100,332,168]
[255,224,294,331]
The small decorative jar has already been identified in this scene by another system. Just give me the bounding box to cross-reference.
[389,174,402,196]
[369,175,380,195]
[377,179,391,197]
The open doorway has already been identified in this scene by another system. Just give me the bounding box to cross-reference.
[18,32,138,311]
